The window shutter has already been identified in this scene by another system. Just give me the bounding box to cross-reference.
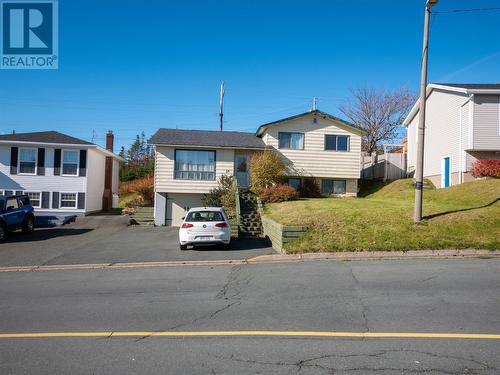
[77,192,85,210]
[79,150,87,177]
[41,192,50,209]
[37,148,45,175]
[54,149,61,176]
[52,192,59,209]
[10,147,18,175]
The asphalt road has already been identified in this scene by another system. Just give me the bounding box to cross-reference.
[1,258,499,374]
[0,215,274,267]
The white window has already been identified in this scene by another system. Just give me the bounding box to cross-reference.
[25,192,41,208]
[174,150,216,181]
[278,132,304,150]
[62,150,79,176]
[60,193,77,208]
[19,148,37,174]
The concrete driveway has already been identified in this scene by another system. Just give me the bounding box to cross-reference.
[0,215,275,267]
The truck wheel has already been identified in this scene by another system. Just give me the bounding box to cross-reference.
[0,225,5,242]
[22,216,35,234]
[180,244,188,251]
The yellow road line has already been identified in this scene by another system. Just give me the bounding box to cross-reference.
[0,331,499,339]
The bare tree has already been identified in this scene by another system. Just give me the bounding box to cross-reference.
[340,87,416,155]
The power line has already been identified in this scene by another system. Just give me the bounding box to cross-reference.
[433,7,500,14]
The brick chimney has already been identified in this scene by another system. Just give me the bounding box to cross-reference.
[102,130,114,210]
[106,130,114,152]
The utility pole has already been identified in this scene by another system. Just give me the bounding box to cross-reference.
[219,81,225,131]
[414,0,438,222]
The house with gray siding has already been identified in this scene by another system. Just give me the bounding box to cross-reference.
[149,110,367,226]
[0,131,124,215]
[404,83,500,188]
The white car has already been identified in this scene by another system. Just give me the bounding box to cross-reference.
[178,207,231,250]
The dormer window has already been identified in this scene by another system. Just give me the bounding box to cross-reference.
[278,132,304,150]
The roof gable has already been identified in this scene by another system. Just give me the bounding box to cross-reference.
[403,83,500,126]
[255,110,367,136]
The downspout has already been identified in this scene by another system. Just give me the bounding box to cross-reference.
[459,94,473,184]
[459,104,463,184]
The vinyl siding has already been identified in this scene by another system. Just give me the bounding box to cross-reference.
[406,89,468,179]
[85,148,106,212]
[473,95,500,150]
[406,113,418,172]
[0,145,86,194]
[261,115,363,179]
[155,146,235,193]
[461,101,471,171]
[112,158,120,194]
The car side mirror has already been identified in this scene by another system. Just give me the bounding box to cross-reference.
[6,206,14,211]
[181,216,185,220]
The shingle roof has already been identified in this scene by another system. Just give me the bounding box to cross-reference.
[436,83,500,90]
[149,128,266,149]
[0,131,94,145]
[255,110,368,136]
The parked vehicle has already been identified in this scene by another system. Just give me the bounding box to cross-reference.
[178,207,231,250]
[0,195,35,242]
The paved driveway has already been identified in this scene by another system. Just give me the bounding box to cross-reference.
[0,215,275,267]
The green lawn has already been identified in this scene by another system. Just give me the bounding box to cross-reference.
[265,179,500,253]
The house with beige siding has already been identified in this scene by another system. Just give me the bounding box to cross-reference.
[404,83,500,188]
[0,131,123,216]
[150,110,367,226]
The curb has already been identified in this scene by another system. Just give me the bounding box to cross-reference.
[0,249,498,273]
[248,249,500,263]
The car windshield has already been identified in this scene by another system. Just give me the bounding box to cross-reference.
[185,211,224,222]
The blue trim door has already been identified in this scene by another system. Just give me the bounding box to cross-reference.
[443,157,450,188]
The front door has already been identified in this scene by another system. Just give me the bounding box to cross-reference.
[235,154,249,188]
[443,157,450,188]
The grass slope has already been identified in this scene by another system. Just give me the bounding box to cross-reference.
[266,179,500,252]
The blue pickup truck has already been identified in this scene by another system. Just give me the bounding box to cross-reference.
[0,195,35,242]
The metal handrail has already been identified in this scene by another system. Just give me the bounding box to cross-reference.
[233,177,241,231]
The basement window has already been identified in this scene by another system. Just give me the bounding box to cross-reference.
[25,191,41,208]
[60,193,77,208]
[321,180,346,195]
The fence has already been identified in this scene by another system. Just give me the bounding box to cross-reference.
[361,152,407,181]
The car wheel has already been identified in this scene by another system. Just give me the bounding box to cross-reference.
[180,244,188,251]
[0,225,6,242]
[22,216,35,234]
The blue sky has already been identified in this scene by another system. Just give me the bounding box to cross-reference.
[1,0,500,151]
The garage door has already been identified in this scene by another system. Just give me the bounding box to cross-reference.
[166,193,204,227]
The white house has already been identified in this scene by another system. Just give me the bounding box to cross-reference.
[149,110,367,226]
[0,131,124,215]
[404,83,500,188]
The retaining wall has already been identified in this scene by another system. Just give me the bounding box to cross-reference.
[257,198,308,253]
